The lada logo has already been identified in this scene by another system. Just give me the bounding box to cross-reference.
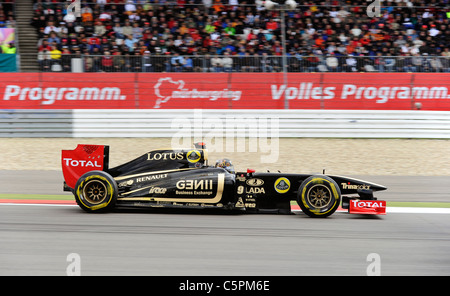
[246,178,264,186]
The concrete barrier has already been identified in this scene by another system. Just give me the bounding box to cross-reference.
[1,109,450,138]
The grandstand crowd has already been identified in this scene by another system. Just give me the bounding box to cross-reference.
[23,0,450,72]
[0,0,16,54]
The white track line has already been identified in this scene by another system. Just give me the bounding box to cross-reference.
[290,207,450,214]
[1,203,450,214]
[0,203,77,207]
[386,207,450,214]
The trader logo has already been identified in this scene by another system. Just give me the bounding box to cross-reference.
[186,150,201,163]
[153,77,242,108]
[274,177,290,194]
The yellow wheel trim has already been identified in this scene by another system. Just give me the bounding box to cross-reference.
[76,175,114,211]
[301,178,340,215]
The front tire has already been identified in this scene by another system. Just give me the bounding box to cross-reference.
[74,171,118,212]
[297,175,341,218]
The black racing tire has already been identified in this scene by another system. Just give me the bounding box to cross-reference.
[297,175,341,218]
[74,171,118,213]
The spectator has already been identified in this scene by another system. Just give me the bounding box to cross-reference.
[440,52,450,72]
[412,53,424,72]
[101,51,114,72]
[132,22,143,40]
[84,52,94,72]
[31,0,450,73]
[61,48,72,72]
[47,32,60,45]
[183,56,193,72]
[306,51,320,72]
[122,21,133,38]
[94,21,106,37]
[132,52,142,72]
[326,54,339,72]
[38,49,52,72]
[384,54,396,72]
[124,35,138,52]
[211,54,223,72]
[430,56,443,72]
[113,22,124,39]
[49,45,62,60]
[124,0,137,13]
[44,21,59,35]
[222,52,233,72]
[81,5,94,23]
[1,41,16,54]
[142,51,153,72]
[343,54,357,72]
[112,51,123,72]
[170,52,184,72]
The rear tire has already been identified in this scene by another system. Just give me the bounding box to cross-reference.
[74,171,118,212]
[297,175,341,218]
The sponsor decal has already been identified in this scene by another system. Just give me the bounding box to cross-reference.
[176,179,213,190]
[186,150,201,163]
[148,186,167,194]
[136,174,168,183]
[3,74,450,110]
[341,183,370,190]
[351,200,384,208]
[349,199,387,215]
[176,179,214,195]
[237,185,265,195]
[236,175,246,182]
[274,177,290,194]
[63,157,101,168]
[118,180,134,188]
[246,178,264,186]
[153,77,242,108]
[3,85,126,105]
[272,83,336,100]
[271,83,450,104]
[246,187,265,194]
[147,152,184,161]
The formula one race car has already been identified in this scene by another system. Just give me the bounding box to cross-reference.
[62,143,387,217]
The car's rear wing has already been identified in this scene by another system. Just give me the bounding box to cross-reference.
[62,144,110,190]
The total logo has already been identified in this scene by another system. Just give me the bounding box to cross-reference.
[351,200,384,208]
[63,158,102,168]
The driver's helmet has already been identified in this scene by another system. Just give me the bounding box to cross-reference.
[215,158,234,173]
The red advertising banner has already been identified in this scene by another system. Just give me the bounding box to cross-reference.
[1,73,449,110]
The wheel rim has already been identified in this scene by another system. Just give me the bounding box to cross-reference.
[306,184,332,209]
[83,180,107,204]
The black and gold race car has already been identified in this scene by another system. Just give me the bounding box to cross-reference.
[62,143,387,217]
